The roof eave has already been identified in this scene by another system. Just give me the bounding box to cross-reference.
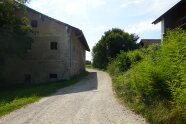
[152,19,161,24]
[70,27,90,52]
[79,33,90,52]
[152,0,183,25]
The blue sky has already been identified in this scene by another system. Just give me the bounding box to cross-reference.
[27,0,180,61]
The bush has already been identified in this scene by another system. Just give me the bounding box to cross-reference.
[161,29,186,121]
[108,49,143,75]
[108,29,186,123]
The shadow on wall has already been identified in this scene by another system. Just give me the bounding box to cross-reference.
[54,72,98,96]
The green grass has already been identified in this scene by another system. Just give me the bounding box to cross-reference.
[86,64,106,71]
[0,71,89,117]
[86,64,93,68]
[111,76,174,124]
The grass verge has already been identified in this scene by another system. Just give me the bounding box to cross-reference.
[110,74,173,124]
[86,65,105,71]
[86,64,93,69]
[0,71,89,117]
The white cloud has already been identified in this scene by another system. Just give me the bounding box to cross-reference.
[144,0,175,14]
[120,3,129,8]
[29,0,106,16]
[121,0,179,16]
[126,19,161,34]
[121,0,144,8]
[28,0,48,13]
[133,0,142,4]
[92,0,106,8]
[64,0,88,15]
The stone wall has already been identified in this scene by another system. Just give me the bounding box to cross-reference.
[70,31,86,77]
[2,8,87,84]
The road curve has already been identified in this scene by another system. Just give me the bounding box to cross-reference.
[0,69,147,124]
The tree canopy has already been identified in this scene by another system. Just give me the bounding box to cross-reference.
[92,28,138,69]
[0,0,32,55]
[0,0,32,82]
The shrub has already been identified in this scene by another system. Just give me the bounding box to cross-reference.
[109,29,186,123]
[108,50,143,74]
[161,29,186,121]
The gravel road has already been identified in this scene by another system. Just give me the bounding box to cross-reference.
[0,69,147,124]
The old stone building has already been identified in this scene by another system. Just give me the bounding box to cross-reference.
[2,7,90,84]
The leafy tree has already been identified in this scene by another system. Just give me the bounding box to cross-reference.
[0,0,32,82]
[92,28,138,69]
[85,60,91,65]
[0,0,32,55]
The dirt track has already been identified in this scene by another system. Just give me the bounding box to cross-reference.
[0,69,147,124]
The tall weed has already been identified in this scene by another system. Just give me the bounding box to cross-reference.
[108,29,186,123]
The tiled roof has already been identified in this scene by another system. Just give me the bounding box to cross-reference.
[139,39,161,45]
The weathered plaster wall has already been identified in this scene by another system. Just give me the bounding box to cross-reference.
[70,31,86,77]
[2,9,87,84]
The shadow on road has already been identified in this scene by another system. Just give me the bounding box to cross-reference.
[54,72,98,96]
[0,71,98,105]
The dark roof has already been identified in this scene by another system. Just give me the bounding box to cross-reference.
[27,6,90,51]
[139,39,161,45]
[152,0,186,24]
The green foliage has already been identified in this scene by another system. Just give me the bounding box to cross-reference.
[161,29,186,121]
[0,0,30,31]
[108,49,143,74]
[108,29,186,123]
[86,60,91,65]
[0,0,32,82]
[86,65,93,68]
[0,71,89,116]
[92,28,138,69]
[0,0,32,55]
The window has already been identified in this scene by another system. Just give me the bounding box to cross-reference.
[24,74,31,83]
[50,74,57,78]
[50,42,58,50]
[31,20,38,27]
